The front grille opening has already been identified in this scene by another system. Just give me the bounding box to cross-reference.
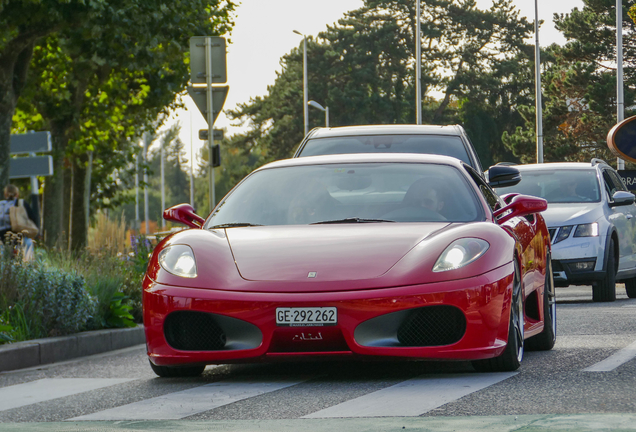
[397,306,466,347]
[164,311,226,351]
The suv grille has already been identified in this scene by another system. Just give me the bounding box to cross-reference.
[397,306,466,347]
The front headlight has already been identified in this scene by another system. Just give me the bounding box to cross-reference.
[574,222,599,238]
[433,238,490,272]
[553,226,573,244]
[158,245,197,278]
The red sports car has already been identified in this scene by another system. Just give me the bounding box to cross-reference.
[143,154,555,377]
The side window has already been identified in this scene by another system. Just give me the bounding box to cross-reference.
[608,169,627,192]
[464,166,501,212]
[602,170,620,200]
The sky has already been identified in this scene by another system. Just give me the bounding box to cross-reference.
[166,0,585,166]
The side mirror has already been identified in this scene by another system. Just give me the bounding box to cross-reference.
[610,191,636,207]
[163,203,205,229]
[493,194,548,224]
[487,165,521,188]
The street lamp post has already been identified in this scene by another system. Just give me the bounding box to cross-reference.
[294,30,309,136]
[617,0,625,170]
[534,0,544,163]
[308,100,329,127]
[415,0,422,125]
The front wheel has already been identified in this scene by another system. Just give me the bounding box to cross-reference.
[149,360,205,378]
[526,252,556,351]
[472,259,524,372]
[593,239,616,302]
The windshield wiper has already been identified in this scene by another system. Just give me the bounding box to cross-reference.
[210,222,264,229]
[311,217,395,225]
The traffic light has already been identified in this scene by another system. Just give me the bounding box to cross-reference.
[211,144,221,168]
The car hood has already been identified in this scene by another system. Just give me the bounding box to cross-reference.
[226,224,448,282]
[542,203,604,228]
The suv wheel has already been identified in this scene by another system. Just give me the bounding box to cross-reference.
[593,239,616,302]
[625,278,636,298]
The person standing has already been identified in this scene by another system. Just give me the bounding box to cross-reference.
[0,184,39,259]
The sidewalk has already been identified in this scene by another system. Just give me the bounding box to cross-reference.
[0,325,145,373]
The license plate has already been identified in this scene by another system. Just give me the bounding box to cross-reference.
[276,307,337,327]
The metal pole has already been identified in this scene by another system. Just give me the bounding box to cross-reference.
[143,134,150,235]
[416,0,422,125]
[534,0,544,163]
[205,36,216,213]
[303,36,308,136]
[160,137,165,229]
[189,107,194,208]
[326,107,329,128]
[617,0,625,170]
[135,151,139,230]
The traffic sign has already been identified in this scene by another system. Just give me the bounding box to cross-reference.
[198,129,224,141]
[9,155,53,179]
[10,131,51,154]
[187,86,229,125]
[189,37,227,84]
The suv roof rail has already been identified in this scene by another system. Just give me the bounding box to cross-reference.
[496,162,517,166]
[591,158,607,166]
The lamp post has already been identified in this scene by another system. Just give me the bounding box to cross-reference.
[308,100,329,127]
[294,30,309,136]
[617,0,625,170]
[534,0,544,163]
[415,0,422,125]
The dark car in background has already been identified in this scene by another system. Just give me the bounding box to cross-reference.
[293,125,485,176]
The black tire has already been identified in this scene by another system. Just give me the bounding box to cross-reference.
[149,360,205,378]
[472,260,524,372]
[593,239,616,302]
[625,278,636,299]
[526,253,556,351]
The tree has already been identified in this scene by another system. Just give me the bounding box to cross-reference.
[227,0,535,168]
[12,0,236,249]
[504,0,636,163]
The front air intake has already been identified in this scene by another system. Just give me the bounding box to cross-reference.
[397,306,466,346]
[164,311,226,351]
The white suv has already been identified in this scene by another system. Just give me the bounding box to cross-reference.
[496,159,636,302]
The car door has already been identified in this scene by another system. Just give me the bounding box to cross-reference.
[602,167,636,271]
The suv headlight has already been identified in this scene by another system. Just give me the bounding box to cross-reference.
[553,226,573,244]
[159,245,197,278]
[433,238,490,272]
[574,222,599,238]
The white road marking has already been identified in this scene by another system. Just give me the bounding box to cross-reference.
[303,373,516,418]
[583,339,636,372]
[0,378,135,412]
[69,377,306,420]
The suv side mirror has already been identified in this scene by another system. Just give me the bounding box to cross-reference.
[610,191,636,207]
[163,203,205,228]
[493,194,548,224]
[487,165,521,188]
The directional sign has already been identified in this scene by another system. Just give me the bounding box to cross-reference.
[199,129,224,141]
[189,37,227,84]
[9,156,53,179]
[617,170,636,191]
[187,86,229,125]
[608,115,636,163]
[10,132,51,154]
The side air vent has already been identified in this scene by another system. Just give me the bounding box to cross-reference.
[164,311,226,351]
[397,306,466,347]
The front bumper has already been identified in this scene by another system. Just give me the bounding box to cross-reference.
[550,234,605,286]
[144,263,515,366]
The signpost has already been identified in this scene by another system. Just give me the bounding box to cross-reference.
[9,131,53,230]
[188,36,228,213]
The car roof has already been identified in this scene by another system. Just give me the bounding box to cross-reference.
[307,124,463,138]
[257,153,468,172]
[510,162,603,171]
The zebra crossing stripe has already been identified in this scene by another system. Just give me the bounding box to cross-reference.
[0,378,135,412]
[583,339,636,372]
[303,373,516,418]
[69,377,306,421]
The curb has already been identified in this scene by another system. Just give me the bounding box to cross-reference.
[0,325,145,373]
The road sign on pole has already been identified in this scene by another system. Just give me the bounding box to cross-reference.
[189,37,227,84]
[10,131,51,154]
[187,86,228,125]
[9,156,53,178]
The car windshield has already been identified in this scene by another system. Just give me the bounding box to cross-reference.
[206,162,484,227]
[297,135,472,165]
[495,169,601,203]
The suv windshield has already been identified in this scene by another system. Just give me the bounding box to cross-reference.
[297,135,471,165]
[206,162,484,227]
[496,169,601,203]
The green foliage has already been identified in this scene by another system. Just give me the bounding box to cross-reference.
[105,292,136,328]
